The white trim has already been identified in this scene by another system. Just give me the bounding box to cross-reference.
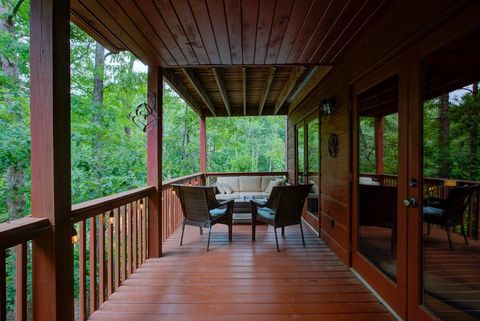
[350,268,402,321]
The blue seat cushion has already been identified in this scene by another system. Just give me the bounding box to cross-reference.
[258,207,275,220]
[210,208,227,218]
[423,206,445,217]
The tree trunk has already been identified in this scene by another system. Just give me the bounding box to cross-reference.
[439,93,450,178]
[92,42,105,188]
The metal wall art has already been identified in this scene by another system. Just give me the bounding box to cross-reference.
[328,133,339,158]
[128,93,158,132]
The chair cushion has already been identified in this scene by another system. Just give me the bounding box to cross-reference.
[258,207,275,220]
[238,192,264,198]
[423,206,445,217]
[239,176,262,192]
[265,180,282,194]
[217,177,240,192]
[210,208,227,218]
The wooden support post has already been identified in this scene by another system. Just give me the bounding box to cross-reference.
[374,116,385,175]
[147,66,163,258]
[200,116,207,175]
[30,0,73,320]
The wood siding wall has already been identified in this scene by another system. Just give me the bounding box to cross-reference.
[286,0,477,266]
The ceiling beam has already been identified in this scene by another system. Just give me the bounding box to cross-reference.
[273,66,306,115]
[163,69,203,116]
[212,68,231,116]
[181,68,217,116]
[259,67,276,115]
[242,67,247,116]
[288,66,332,114]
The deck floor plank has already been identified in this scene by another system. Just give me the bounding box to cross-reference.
[89,224,395,321]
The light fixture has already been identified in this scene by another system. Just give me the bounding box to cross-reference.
[320,98,335,115]
[444,179,457,187]
[71,228,78,244]
[108,210,114,224]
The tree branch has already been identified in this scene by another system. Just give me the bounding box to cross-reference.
[6,0,25,25]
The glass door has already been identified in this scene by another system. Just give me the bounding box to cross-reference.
[296,112,320,220]
[352,59,408,319]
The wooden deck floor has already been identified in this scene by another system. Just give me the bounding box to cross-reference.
[89,223,395,321]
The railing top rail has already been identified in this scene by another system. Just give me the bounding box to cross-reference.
[162,172,204,188]
[71,186,155,223]
[0,217,50,250]
[206,171,288,177]
[359,173,480,185]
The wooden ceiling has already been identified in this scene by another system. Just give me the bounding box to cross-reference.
[70,0,390,116]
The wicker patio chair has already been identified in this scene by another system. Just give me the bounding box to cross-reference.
[251,184,312,251]
[424,184,479,250]
[173,184,234,251]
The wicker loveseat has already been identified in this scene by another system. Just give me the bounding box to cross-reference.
[214,176,286,201]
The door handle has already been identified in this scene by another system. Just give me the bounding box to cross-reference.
[403,198,417,207]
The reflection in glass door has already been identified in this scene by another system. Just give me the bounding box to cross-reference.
[296,125,305,184]
[307,117,319,217]
[357,75,400,282]
[420,27,480,321]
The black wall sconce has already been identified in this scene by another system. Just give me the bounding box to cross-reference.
[320,98,335,115]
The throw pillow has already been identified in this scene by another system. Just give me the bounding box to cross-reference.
[216,181,226,194]
[223,182,234,194]
[265,180,281,194]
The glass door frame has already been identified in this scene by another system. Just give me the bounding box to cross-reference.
[295,109,321,228]
[351,56,408,319]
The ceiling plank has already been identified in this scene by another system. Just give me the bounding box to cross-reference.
[288,66,332,113]
[188,0,221,64]
[254,0,276,64]
[182,68,217,116]
[265,0,295,64]
[206,0,231,64]
[242,67,247,115]
[212,68,231,116]
[225,0,243,64]
[274,66,306,115]
[242,0,259,64]
[259,67,276,115]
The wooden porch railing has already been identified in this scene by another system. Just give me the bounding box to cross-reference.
[70,186,154,320]
[0,217,50,321]
[361,173,480,240]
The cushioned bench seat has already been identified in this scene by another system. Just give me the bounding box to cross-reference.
[214,176,285,201]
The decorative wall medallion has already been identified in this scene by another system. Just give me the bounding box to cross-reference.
[128,93,158,132]
[328,134,338,158]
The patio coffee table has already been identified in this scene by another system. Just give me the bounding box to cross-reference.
[232,197,267,224]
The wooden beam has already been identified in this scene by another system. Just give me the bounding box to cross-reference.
[212,68,231,116]
[182,68,216,116]
[274,66,306,115]
[147,66,162,258]
[259,67,276,115]
[163,68,203,116]
[288,66,332,114]
[200,116,207,173]
[242,67,247,116]
[30,0,73,319]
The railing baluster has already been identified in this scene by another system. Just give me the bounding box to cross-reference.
[108,210,114,297]
[128,202,133,275]
[89,216,97,315]
[15,243,27,321]
[1,250,6,321]
[121,204,127,281]
[138,200,143,265]
[114,207,120,289]
[133,201,138,269]
[99,214,105,305]
[143,197,147,262]
[79,221,87,321]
